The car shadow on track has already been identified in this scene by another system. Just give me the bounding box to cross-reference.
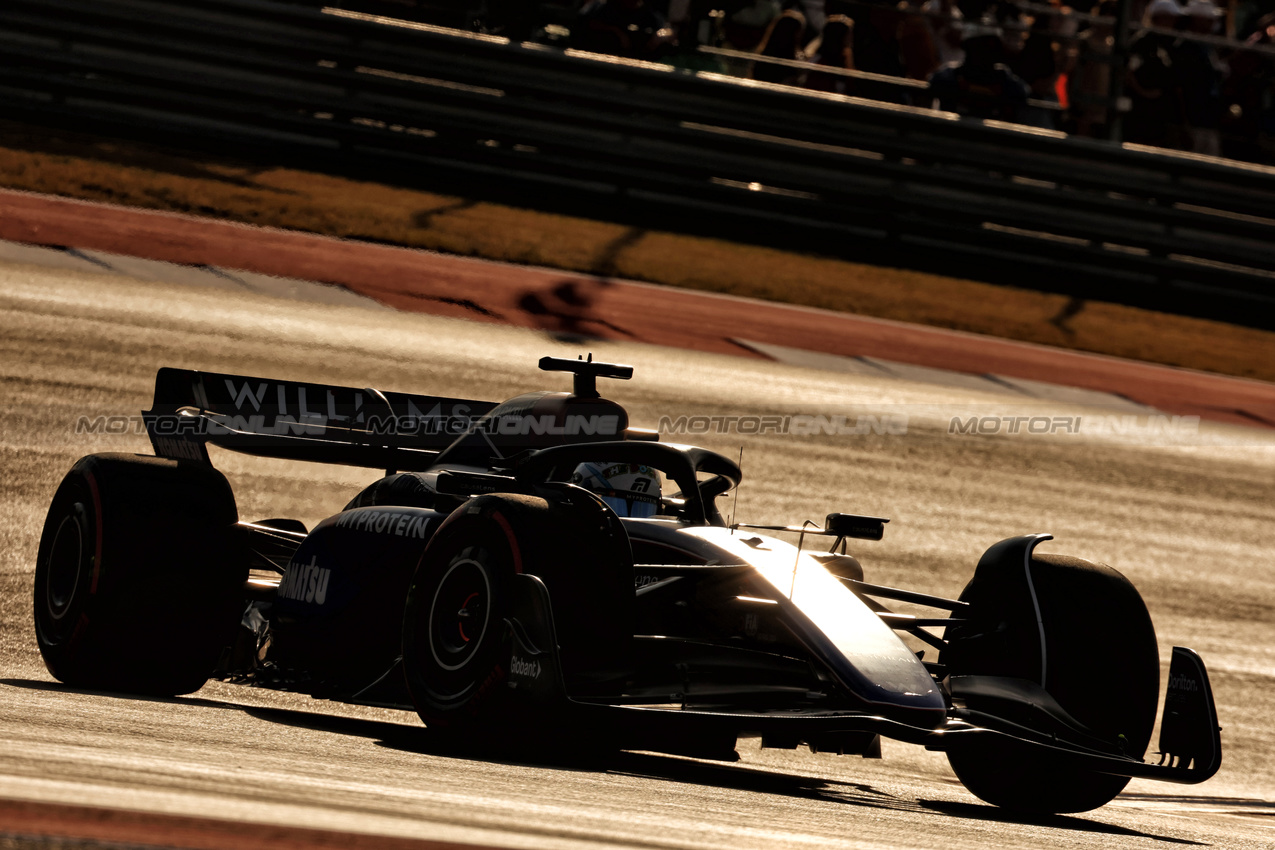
[915,800,1206,843]
[2,678,235,711]
[376,722,1209,844]
[0,678,1211,844]
[1,677,426,751]
[597,754,1206,845]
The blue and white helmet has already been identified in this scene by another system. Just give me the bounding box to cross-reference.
[571,461,662,518]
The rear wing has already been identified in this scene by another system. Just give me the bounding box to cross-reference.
[142,368,496,471]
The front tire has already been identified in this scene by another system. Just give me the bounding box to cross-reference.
[34,453,245,696]
[402,491,633,737]
[941,541,1160,813]
[405,531,516,725]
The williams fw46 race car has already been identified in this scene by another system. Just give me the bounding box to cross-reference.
[34,356,1221,813]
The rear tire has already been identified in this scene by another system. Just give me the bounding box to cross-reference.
[941,545,1160,813]
[34,453,245,696]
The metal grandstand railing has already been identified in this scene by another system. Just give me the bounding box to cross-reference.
[1,0,1273,326]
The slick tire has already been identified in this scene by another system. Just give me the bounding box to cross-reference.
[34,453,245,696]
[403,514,516,730]
[402,492,632,737]
[941,551,1160,814]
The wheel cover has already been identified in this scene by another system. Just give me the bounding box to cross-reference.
[44,506,87,630]
[428,556,492,673]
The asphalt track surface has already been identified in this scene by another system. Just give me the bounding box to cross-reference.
[2,216,1275,848]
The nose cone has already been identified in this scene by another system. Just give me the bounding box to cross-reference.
[686,527,947,728]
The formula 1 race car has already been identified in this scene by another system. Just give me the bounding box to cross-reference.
[33,356,1221,813]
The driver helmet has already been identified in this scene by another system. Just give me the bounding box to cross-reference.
[570,461,662,518]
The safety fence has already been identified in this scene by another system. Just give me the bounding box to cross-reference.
[2,0,1273,326]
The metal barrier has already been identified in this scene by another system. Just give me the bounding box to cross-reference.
[2,0,1273,326]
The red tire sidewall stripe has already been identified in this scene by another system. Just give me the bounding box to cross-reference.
[489,510,522,575]
[85,469,103,595]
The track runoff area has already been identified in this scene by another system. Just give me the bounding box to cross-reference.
[1,187,1273,432]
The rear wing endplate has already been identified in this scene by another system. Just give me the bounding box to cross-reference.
[142,367,496,471]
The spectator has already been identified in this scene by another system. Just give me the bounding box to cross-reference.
[1010,4,1076,129]
[723,0,784,53]
[899,0,942,80]
[1175,0,1228,154]
[658,0,726,70]
[854,2,910,81]
[1223,11,1275,161]
[852,1,935,102]
[753,8,809,84]
[788,0,829,35]
[1124,0,1185,147]
[575,0,677,60]
[1068,0,1118,138]
[806,13,857,92]
[923,0,967,69]
[928,24,1032,120]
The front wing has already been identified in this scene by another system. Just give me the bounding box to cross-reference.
[504,574,1221,784]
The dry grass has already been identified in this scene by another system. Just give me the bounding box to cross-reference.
[2,120,1272,382]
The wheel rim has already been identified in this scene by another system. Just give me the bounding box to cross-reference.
[428,556,492,673]
[45,508,86,623]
